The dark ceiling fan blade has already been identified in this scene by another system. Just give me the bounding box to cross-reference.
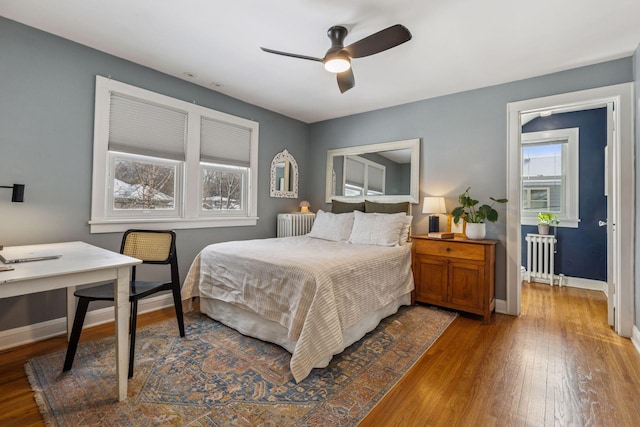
[260,47,323,63]
[337,68,355,93]
[344,24,412,58]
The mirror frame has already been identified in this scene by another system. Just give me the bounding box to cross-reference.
[270,149,299,198]
[325,138,420,203]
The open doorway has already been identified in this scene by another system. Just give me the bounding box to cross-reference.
[505,83,634,337]
[520,107,608,292]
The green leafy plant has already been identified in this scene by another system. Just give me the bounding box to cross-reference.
[537,212,559,226]
[452,187,508,224]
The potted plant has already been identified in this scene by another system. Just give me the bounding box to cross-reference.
[536,212,559,235]
[451,187,508,239]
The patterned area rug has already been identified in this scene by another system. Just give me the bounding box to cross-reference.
[26,305,456,426]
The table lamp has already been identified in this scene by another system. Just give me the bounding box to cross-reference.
[422,196,446,232]
[299,200,311,213]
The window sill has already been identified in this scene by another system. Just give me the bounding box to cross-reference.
[89,217,259,234]
[521,218,579,228]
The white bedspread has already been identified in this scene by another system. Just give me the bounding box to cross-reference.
[181,235,414,382]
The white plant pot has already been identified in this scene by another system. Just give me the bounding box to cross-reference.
[465,223,486,240]
[537,224,550,235]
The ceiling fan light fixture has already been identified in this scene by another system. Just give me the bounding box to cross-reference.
[324,55,351,73]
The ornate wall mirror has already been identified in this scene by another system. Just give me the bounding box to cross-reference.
[325,138,420,203]
[270,149,299,198]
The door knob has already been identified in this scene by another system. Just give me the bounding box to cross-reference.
[598,220,607,227]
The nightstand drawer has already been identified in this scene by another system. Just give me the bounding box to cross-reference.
[414,239,485,261]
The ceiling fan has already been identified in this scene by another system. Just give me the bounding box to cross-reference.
[261,24,412,93]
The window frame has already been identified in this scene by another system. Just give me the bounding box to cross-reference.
[520,127,579,227]
[108,151,183,218]
[342,155,386,197]
[199,162,249,216]
[90,76,259,233]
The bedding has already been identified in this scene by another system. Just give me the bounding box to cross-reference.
[181,235,414,382]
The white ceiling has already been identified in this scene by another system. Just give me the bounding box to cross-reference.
[2,0,640,123]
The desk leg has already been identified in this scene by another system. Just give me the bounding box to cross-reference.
[66,286,76,341]
[115,266,130,401]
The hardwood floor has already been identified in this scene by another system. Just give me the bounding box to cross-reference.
[1,283,639,426]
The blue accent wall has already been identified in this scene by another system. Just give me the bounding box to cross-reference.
[521,108,608,281]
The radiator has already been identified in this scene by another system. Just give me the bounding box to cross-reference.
[525,233,558,286]
[277,213,316,237]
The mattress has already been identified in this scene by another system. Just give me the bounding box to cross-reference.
[182,235,414,381]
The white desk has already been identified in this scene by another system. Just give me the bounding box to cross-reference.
[0,241,141,401]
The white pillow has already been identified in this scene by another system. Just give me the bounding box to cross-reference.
[399,215,413,246]
[348,211,407,246]
[307,210,355,242]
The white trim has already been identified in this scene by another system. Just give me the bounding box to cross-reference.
[557,276,607,292]
[632,325,640,357]
[521,127,580,227]
[325,138,420,203]
[89,217,259,234]
[90,76,259,233]
[520,272,607,292]
[0,294,175,351]
[506,83,634,337]
[495,298,507,315]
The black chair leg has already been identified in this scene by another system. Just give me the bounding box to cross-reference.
[128,299,138,378]
[63,298,91,372]
[171,283,185,337]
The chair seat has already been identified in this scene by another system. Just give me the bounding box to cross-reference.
[74,281,172,301]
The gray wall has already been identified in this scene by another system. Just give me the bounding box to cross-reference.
[635,44,640,329]
[0,18,309,330]
[308,58,633,301]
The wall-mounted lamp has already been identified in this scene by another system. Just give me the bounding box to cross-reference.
[1,184,25,202]
[422,196,446,232]
[299,200,311,213]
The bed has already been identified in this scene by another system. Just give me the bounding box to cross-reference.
[181,206,414,382]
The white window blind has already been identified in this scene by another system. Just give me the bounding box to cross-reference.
[369,166,384,192]
[108,93,187,160]
[200,117,252,167]
[345,157,365,186]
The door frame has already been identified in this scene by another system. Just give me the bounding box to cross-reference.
[505,83,634,337]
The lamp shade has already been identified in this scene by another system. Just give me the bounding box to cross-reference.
[422,196,446,214]
[299,200,310,213]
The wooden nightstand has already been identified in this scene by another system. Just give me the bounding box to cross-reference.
[411,235,497,323]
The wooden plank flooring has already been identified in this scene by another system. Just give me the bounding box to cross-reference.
[1,282,639,426]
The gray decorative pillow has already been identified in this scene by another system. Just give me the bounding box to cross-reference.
[364,200,410,214]
[331,200,365,214]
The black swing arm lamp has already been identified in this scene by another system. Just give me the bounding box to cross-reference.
[1,184,25,202]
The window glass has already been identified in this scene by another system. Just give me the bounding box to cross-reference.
[201,164,247,214]
[108,153,181,217]
[520,128,579,227]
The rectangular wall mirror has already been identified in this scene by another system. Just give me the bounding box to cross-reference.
[325,138,420,203]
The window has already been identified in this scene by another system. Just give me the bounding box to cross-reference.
[521,128,579,227]
[343,155,386,197]
[90,76,258,233]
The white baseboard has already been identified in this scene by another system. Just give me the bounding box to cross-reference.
[558,275,607,292]
[520,269,606,292]
[632,325,640,356]
[0,294,175,351]
[495,299,507,315]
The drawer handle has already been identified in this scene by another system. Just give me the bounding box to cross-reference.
[445,247,451,251]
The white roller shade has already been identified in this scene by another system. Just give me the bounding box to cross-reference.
[201,117,252,167]
[108,93,187,160]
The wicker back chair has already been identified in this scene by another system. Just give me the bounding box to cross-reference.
[63,230,185,378]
